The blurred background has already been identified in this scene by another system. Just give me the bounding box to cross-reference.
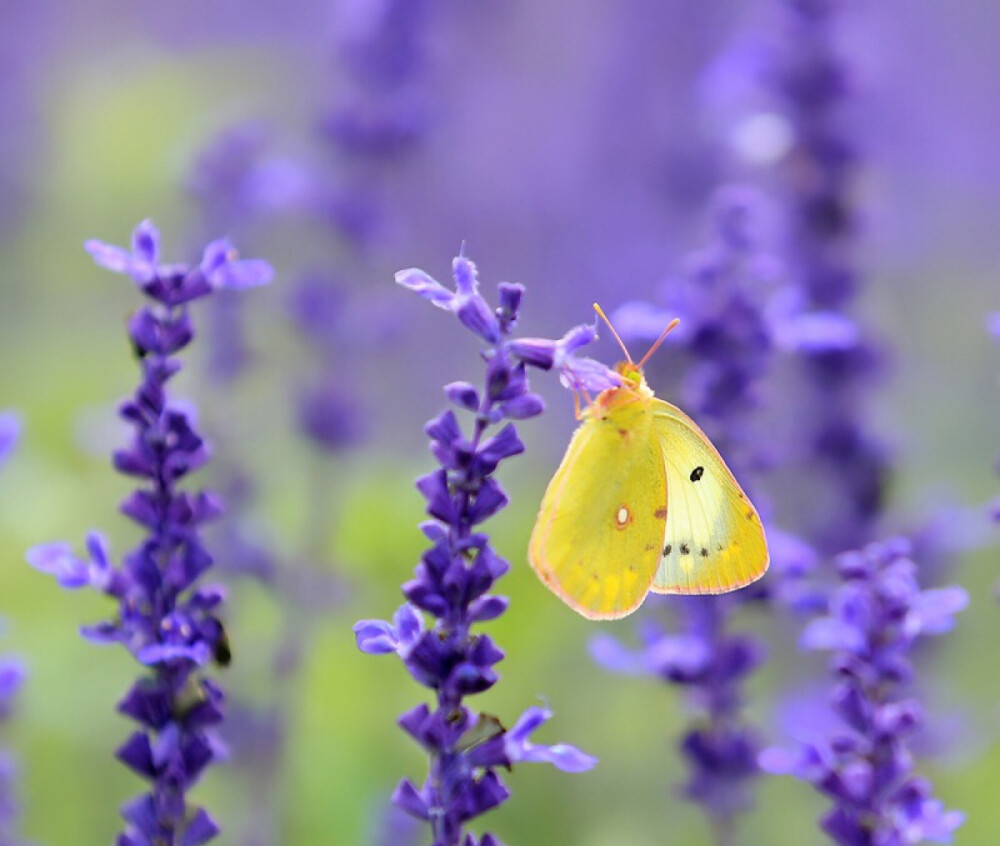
[1,1,999,844]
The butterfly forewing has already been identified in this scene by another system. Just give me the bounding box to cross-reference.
[529,401,667,620]
[650,400,768,594]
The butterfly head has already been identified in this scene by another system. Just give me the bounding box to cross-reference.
[593,303,680,393]
[614,360,646,391]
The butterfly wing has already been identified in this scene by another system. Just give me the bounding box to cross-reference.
[650,400,768,594]
[529,401,667,620]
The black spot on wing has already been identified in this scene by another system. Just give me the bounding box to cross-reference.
[680,543,690,556]
[690,466,704,482]
[663,544,672,556]
[700,548,709,558]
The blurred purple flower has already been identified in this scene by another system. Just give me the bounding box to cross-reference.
[0,0,52,233]
[767,0,889,553]
[354,253,596,845]
[323,0,434,162]
[598,187,818,837]
[26,221,271,846]
[0,418,26,842]
[760,538,966,844]
[0,414,20,466]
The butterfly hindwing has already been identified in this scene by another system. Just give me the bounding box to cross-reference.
[529,401,667,620]
[650,400,768,594]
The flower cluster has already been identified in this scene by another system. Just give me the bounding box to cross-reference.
[354,254,603,846]
[26,221,271,846]
[761,538,966,844]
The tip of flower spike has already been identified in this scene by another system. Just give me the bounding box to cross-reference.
[452,253,479,295]
[131,219,160,264]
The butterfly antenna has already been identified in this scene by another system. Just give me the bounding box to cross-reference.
[593,303,632,363]
[637,317,681,369]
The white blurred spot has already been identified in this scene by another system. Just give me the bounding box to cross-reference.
[732,112,794,166]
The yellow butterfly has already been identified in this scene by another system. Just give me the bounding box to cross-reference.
[529,305,769,620]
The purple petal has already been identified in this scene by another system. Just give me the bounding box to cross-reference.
[212,258,274,290]
[392,604,424,651]
[589,634,647,676]
[353,619,398,655]
[500,393,545,419]
[513,741,599,772]
[758,745,801,776]
[558,355,621,393]
[25,542,90,589]
[131,219,160,264]
[452,255,479,295]
[395,268,455,308]
[905,587,968,636]
[391,779,429,820]
[557,322,599,355]
[468,595,508,622]
[800,616,866,653]
[85,530,111,570]
[507,706,549,746]
[478,424,524,465]
[181,809,220,846]
[84,239,136,274]
[776,311,859,353]
[505,707,598,772]
[507,338,557,369]
[136,641,211,666]
[0,659,27,700]
[120,794,158,833]
[444,381,480,411]
[610,301,675,340]
[456,294,501,343]
[81,621,122,644]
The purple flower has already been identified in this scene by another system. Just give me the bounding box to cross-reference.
[0,413,20,466]
[764,0,888,554]
[760,539,966,844]
[27,221,271,845]
[355,253,596,845]
[508,323,621,393]
[85,219,272,297]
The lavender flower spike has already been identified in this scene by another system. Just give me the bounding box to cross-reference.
[760,538,966,845]
[27,221,272,846]
[356,253,597,846]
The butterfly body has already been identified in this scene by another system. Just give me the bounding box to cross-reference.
[529,361,768,620]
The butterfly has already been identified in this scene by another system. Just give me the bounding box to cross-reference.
[528,305,769,619]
